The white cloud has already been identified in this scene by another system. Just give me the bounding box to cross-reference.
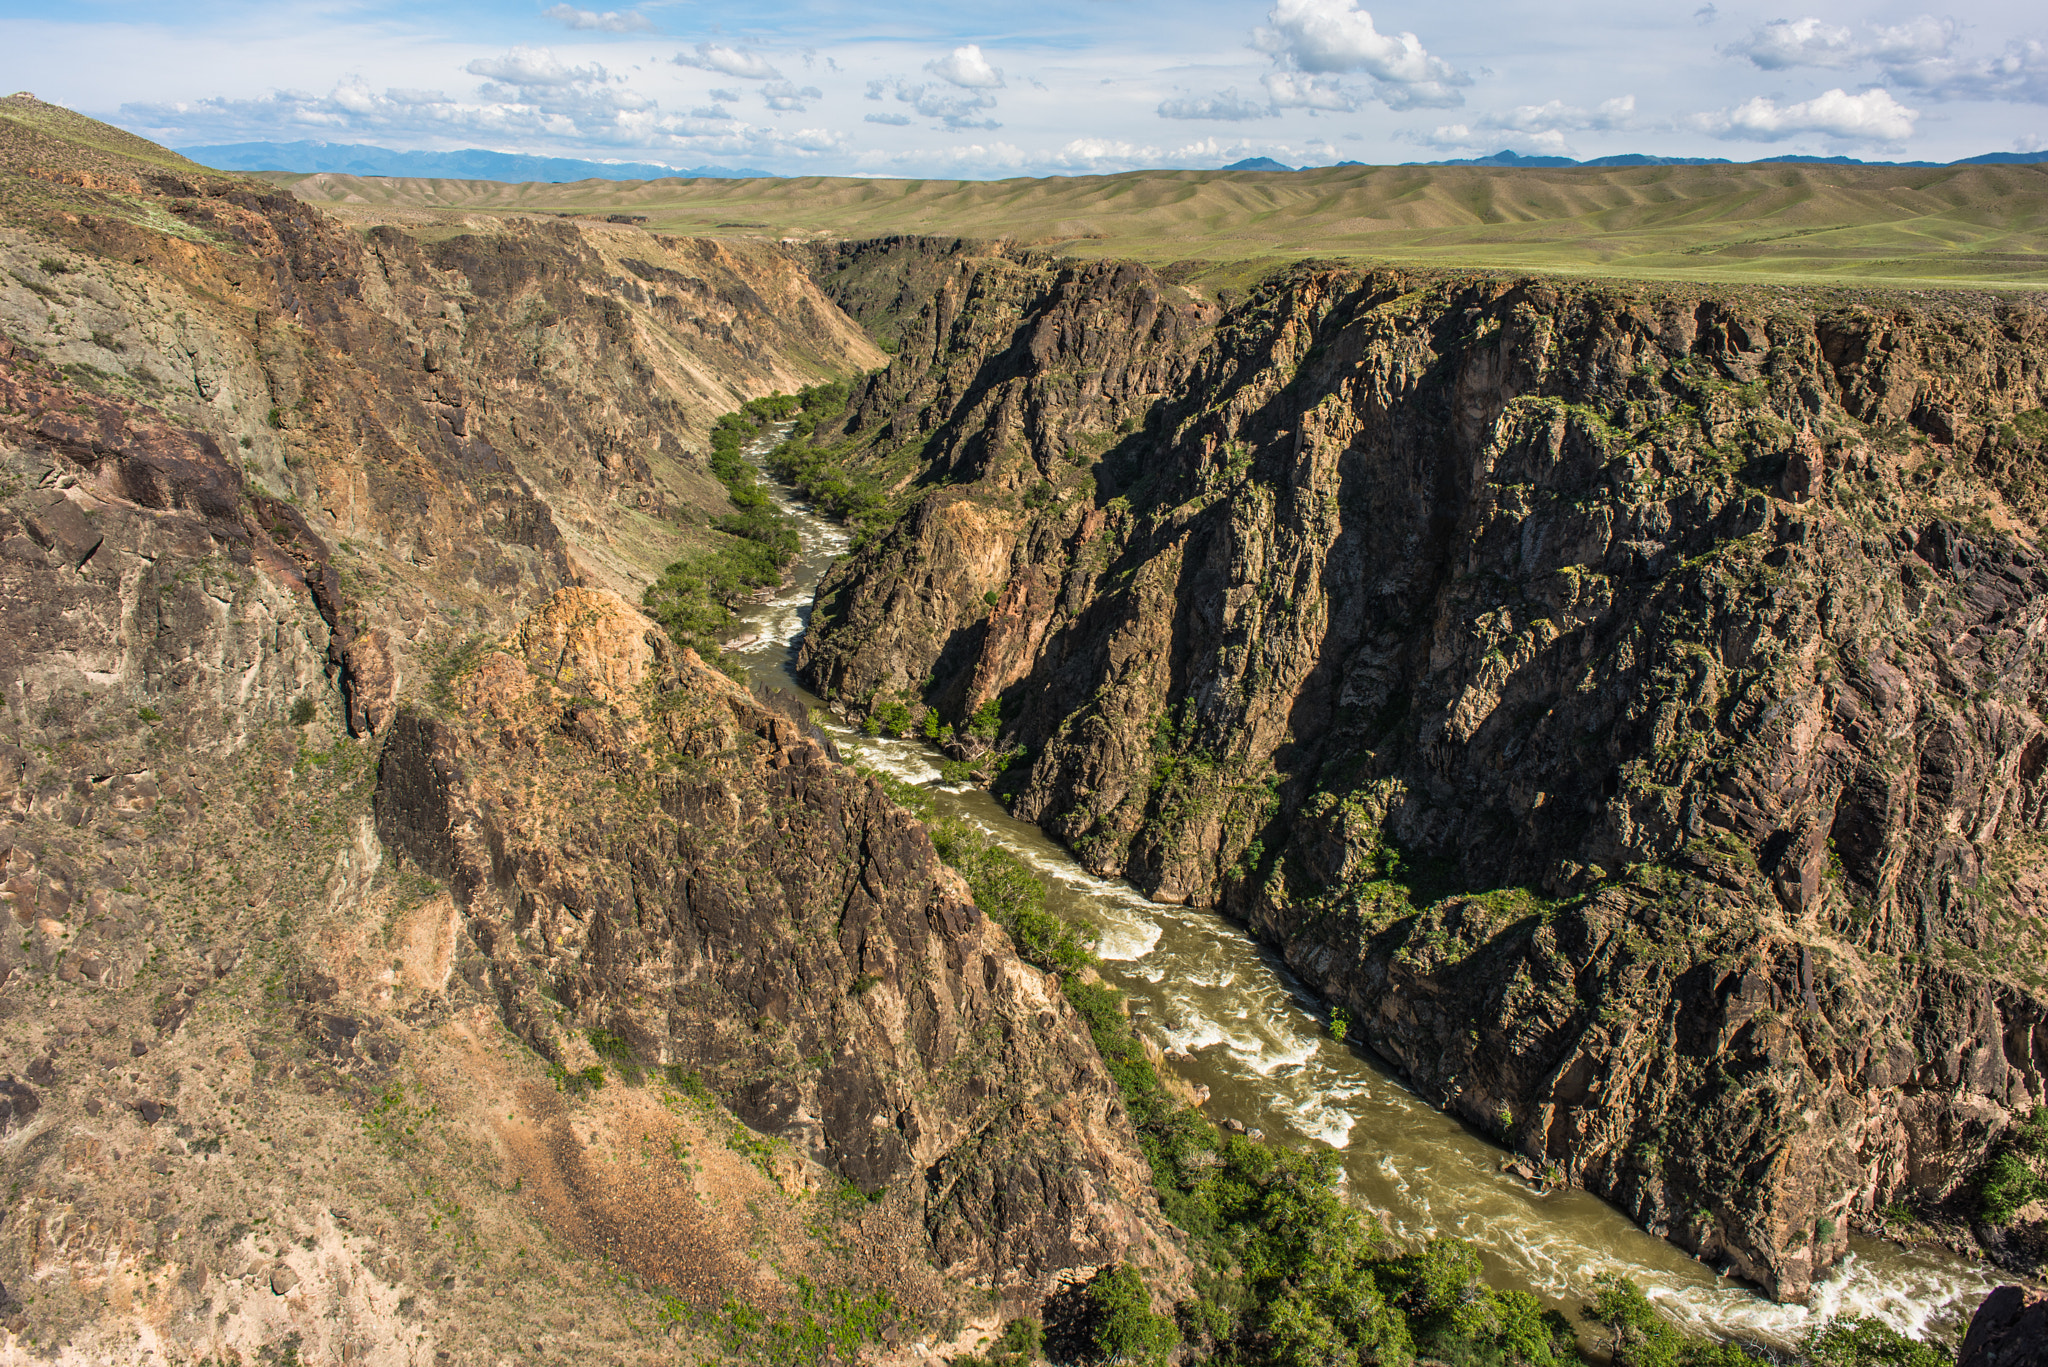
[867,76,1001,130]
[1726,18,1861,70]
[1484,94,1637,135]
[924,45,1005,90]
[672,43,782,81]
[1687,86,1918,143]
[465,47,607,89]
[1253,0,1468,107]
[1723,15,2048,104]
[1403,122,1571,155]
[1157,88,1275,121]
[707,87,741,103]
[1057,137,1160,167]
[1866,16,1961,67]
[865,111,912,125]
[761,80,823,112]
[117,50,851,167]
[1728,15,1959,72]
[541,6,655,34]
[1261,71,1361,113]
[1884,37,2048,104]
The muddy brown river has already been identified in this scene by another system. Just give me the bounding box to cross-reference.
[723,427,1998,1351]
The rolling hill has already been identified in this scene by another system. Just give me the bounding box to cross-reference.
[264,160,2048,289]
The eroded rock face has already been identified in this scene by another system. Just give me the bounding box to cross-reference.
[799,250,2048,1300]
[1960,1285,2048,1367]
[374,588,1180,1300]
[0,97,925,1364]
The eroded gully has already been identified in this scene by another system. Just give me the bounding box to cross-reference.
[719,427,1999,1352]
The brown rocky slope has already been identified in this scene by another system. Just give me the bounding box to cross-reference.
[0,99,1169,1362]
[797,240,2048,1302]
[375,587,1179,1298]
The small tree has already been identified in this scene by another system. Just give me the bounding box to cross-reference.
[1083,1263,1180,1367]
[1583,1275,1680,1367]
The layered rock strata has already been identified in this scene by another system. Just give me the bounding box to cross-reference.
[374,587,1181,1298]
[799,244,2048,1300]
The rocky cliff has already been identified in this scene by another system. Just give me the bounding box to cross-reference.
[0,98,1166,1363]
[374,587,1178,1299]
[798,242,2048,1301]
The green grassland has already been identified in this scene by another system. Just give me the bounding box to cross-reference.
[267,160,2048,289]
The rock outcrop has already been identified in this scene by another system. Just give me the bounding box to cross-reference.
[1959,1285,2048,1367]
[799,245,2048,1300]
[374,587,1181,1298]
[0,97,1079,1364]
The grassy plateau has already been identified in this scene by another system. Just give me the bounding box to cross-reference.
[264,160,2048,290]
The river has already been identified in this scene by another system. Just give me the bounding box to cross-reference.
[718,427,2000,1352]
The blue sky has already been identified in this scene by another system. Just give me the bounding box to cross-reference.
[6,0,2045,175]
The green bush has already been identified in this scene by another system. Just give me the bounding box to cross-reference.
[1801,1316,1947,1367]
[968,698,1003,741]
[956,1317,1043,1367]
[1082,1264,1179,1367]
[864,698,913,736]
[1584,1276,1681,1367]
[288,697,317,727]
[931,818,1093,975]
[1977,1106,2048,1224]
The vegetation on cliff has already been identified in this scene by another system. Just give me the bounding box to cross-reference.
[795,239,2048,1300]
[897,774,1949,1367]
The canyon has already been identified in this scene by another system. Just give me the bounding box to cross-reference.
[0,89,2042,1365]
[794,238,2048,1305]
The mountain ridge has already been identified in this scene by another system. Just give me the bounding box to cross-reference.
[177,138,777,181]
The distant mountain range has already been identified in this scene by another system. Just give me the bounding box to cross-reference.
[184,142,2048,185]
[1227,149,2048,172]
[178,141,776,182]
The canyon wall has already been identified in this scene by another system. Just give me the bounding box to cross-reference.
[0,97,1164,1362]
[798,238,2048,1301]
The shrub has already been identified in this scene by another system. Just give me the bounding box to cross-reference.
[1978,1106,2048,1224]
[968,698,1003,741]
[931,818,1093,975]
[288,697,317,727]
[1081,1264,1179,1367]
[1584,1275,1681,1367]
[1801,1316,1947,1367]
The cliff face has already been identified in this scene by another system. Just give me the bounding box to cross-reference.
[3,99,1147,1364]
[799,245,2048,1301]
[374,587,1179,1298]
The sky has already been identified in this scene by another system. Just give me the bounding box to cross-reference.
[5,0,2046,176]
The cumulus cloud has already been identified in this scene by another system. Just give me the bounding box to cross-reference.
[866,76,1000,130]
[1261,72,1362,113]
[1404,122,1572,155]
[118,49,852,168]
[1253,0,1468,108]
[1727,15,1958,70]
[761,80,823,112]
[925,45,1005,89]
[542,5,655,34]
[1884,37,2048,104]
[1687,86,1918,142]
[708,87,741,103]
[1484,94,1638,135]
[1157,88,1275,121]
[672,43,782,81]
[1727,17,1862,70]
[864,111,913,125]
[465,47,609,89]
[1724,15,2046,103]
